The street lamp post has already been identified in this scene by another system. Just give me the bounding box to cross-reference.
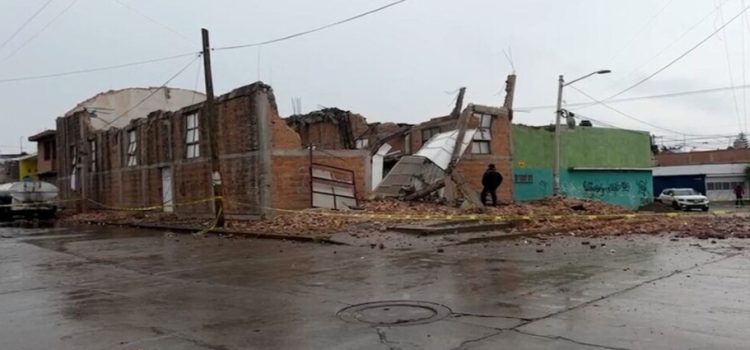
[553,70,611,196]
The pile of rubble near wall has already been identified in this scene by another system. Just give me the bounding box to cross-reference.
[62,197,750,240]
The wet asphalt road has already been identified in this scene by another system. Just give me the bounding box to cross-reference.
[1,224,749,350]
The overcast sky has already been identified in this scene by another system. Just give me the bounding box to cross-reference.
[1,0,750,153]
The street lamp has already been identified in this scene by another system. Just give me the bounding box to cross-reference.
[553,69,611,196]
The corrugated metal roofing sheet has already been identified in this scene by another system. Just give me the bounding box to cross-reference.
[374,156,445,197]
[416,129,477,170]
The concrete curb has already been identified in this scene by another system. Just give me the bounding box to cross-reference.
[454,228,563,245]
[132,223,347,245]
[388,221,515,236]
[68,221,347,245]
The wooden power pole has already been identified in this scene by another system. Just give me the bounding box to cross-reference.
[202,28,225,226]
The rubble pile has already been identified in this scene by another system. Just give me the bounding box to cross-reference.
[362,197,631,217]
[226,210,371,236]
[488,197,632,217]
[58,197,750,240]
[525,215,750,239]
[61,211,210,226]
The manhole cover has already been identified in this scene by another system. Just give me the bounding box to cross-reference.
[337,301,452,326]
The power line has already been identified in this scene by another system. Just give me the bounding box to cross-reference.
[0,0,54,53]
[213,0,407,51]
[569,112,625,129]
[606,0,675,66]
[1,0,79,63]
[569,85,689,135]
[660,134,736,142]
[516,83,750,111]
[715,0,744,133]
[100,55,201,129]
[608,0,729,92]
[0,1,406,84]
[112,0,193,46]
[0,51,198,83]
[605,2,750,101]
[743,0,750,132]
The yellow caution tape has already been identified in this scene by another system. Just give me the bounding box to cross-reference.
[192,207,223,237]
[87,196,222,212]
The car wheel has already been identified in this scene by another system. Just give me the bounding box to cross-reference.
[702,206,709,212]
[672,201,679,210]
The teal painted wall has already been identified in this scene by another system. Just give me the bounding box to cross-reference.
[513,168,553,201]
[512,168,652,208]
[561,170,653,208]
[512,125,654,208]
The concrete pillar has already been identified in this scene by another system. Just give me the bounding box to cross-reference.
[255,90,273,217]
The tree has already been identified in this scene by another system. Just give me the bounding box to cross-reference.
[733,133,749,149]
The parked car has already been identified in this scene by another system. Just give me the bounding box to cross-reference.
[656,188,709,211]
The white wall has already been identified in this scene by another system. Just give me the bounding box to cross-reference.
[66,87,206,130]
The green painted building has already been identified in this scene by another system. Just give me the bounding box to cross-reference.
[512,125,653,208]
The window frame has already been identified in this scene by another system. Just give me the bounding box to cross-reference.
[514,174,533,184]
[89,139,96,172]
[421,127,441,145]
[471,140,491,154]
[185,112,200,159]
[43,141,52,161]
[127,129,138,167]
[477,113,493,129]
[471,113,495,155]
[355,138,369,149]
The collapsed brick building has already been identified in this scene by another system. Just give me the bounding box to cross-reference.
[56,83,370,218]
[285,75,518,203]
[56,74,516,217]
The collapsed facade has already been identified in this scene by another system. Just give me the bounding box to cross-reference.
[53,73,656,215]
[56,83,371,218]
[286,76,517,205]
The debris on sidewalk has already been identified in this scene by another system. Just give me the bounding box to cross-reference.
[56,197,750,240]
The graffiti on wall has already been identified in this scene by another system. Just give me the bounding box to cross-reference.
[636,180,652,205]
[582,181,631,194]
[561,178,652,208]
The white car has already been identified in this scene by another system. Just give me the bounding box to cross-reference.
[656,188,709,211]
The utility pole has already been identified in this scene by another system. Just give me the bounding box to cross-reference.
[202,28,224,226]
[553,69,610,196]
[553,75,564,196]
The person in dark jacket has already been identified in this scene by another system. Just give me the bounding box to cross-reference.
[481,164,503,206]
[735,184,745,207]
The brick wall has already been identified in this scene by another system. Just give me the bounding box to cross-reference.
[401,105,514,200]
[287,110,370,150]
[56,83,279,217]
[271,150,370,210]
[55,82,372,217]
[459,105,513,200]
[656,149,750,166]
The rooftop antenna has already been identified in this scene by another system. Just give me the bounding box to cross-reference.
[291,97,303,115]
[257,45,262,82]
[503,47,516,74]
